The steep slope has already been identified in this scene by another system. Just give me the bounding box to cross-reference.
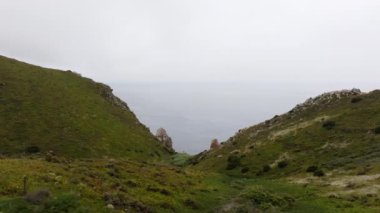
[192,89,380,178]
[0,56,170,159]
[189,89,380,210]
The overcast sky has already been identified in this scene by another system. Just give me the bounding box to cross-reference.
[1,1,380,153]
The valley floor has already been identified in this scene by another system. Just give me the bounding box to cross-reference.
[0,157,379,212]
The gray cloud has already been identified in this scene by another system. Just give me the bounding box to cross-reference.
[1,0,380,82]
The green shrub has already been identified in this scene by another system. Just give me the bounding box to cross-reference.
[322,121,336,130]
[25,189,51,204]
[125,180,138,188]
[159,189,172,196]
[374,126,380,134]
[351,97,363,103]
[262,165,271,172]
[25,146,40,154]
[306,166,318,173]
[170,153,191,166]
[241,167,250,173]
[277,161,288,169]
[184,199,199,210]
[43,193,83,212]
[226,155,241,170]
[160,202,175,211]
[1,193,89,213]
[242,187,295,210]
[103,192,151,212]
[313,169,325,177]
[0,199,35,212]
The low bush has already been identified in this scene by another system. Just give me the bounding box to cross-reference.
[242,187,295,210]
[5,193,88,212]
[262,165,271,173]
[159,189,172,196]
[0,198,35,212]
[374,126,380,134]
[351,97,363,103]
[184,199,199,210]
[322,121,336,130]
[103,192,151,212]
[277,161,288,169]
[241,167,250,173]
[24,189,51,204]
[313,169,325,177]
[43,193,83,212]
[226,155,241,170]
[170,153,191,167]
[306,166,318,173]
[160,202,175,211]
[125,180,138,188]
[25,146,40,154]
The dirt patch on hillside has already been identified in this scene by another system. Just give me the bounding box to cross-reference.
[289,173,380,195]
[269,115,331,140]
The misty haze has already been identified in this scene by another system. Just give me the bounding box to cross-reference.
[114,81,379,153]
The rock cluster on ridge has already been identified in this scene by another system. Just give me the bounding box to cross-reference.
[210,139,221,150]
[155,128,175,153]
[292,88,362,113]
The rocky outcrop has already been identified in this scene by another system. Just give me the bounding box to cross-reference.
[210,139,220,150]
[96,83,132,111]
[156,128,175,153]
[94,82,154,132]
[293,89,362,111]
[266,89,363,127]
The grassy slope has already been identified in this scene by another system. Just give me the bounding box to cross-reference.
[193,90,380,175]
[190,90,380,211]
[0,56,169,160]
[0,157,374,213]
[1,56,379,212]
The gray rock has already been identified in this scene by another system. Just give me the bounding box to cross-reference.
[155,128,175,153]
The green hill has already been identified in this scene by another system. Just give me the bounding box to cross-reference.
[192,89,380,175]
[2,55,380,212]
[0,56,170,159]
[190,89,380,209]
[192,89,380,174]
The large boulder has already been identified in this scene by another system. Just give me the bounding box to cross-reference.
[156,128,175,153]
[210,139,220,150]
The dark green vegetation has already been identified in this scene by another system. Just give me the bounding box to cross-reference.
[169,152,192,167]
[1,56,380,212]
[0,56,170,159]
[0,158,224,212]
[226,155,242,170]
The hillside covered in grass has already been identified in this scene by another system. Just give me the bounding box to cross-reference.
[2,156,378,213]
[1,56,380,212]
[192,89,380,175]
[190,89,380,210]
[0,56,170,159]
